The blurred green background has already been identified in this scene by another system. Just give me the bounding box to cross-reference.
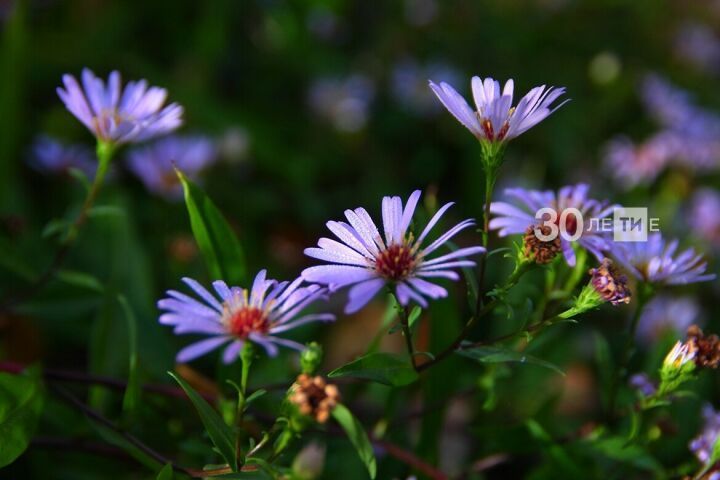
[2,0,720,478]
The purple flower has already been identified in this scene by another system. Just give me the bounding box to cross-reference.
[30,135,97,177]
[157,270,335,363]
[629,373,657,397]
[613,233,716,285]
[674,22,720,75]
[489,183,616,266]
[429,76,567,142]
[57,68,183,145]
[690,404,720,465]
[127,135,217,200]
[602,135,672,189]
[301,190,485,314]
[636,295,701,344]
[690,189,720,246]
[308,75,375,133]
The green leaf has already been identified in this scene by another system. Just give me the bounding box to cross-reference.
[117,295,140,417]
[408,306,422,330]
[458,345,564,376]
[67,167,91,191]
[332,404,376,479]
[177,169,246,284]
[156,463,174,480]
[0,366,45,467]
[169,371,237,470]
[42,218,70,239]
[87,205,126,219]
[56,269,104,293]
[328,352,419,386]
[244,389,267,406]
[91,422,161,471]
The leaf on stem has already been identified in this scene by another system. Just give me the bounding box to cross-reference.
[458,344,564,376]
[328,352,419,386]
[332,404,377,479]
[0,365,45,468]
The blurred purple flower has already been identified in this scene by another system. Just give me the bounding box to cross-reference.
[429,76,568,142]
[308,75,375,133]
[57,68,183,145]
[126,135,217,200]
[690,405,720,466]
[674,22,720,75]
[602,134,672,189]
[392,59,460,115]
[489,183,616,266]
[613,233,715,285]
[301,190,485,313]
[30,135,97,177]
[690,189,720,246]
[636,295,701,344]
[629,373,656,397]
[158,270,334,363]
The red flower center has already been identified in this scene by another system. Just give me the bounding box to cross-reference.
[375,243,416,281]
[227,307,270,339]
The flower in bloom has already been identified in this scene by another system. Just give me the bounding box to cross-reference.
[489,183,616,266]
[690,189,720,247]
[30,135,97,177]
[429,76,567,142]
[602,135,672,189]
[301,190,485,313]
[613,233,716,285]
[157,270,334,363]
[636,295,700,344]
[57,68,183,145]
[690,404,720,468]
[127,135,217,200]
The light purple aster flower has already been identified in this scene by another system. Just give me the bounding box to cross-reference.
[127,135,217,200]
[613,233,716,285]
[629,373,657,397]
[489,183,616,266]
[30,135,97,177]
[429,76,568,142]
[674,22,720,75]
[158,270,335,363]
[690,405,720,467]
[690,189,720,247]
[602,134,672,189]
[301,190,486,314]
[636,295,701,344]
[57,68,183,145]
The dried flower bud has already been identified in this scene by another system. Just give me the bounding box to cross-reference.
[522,225,561,265]
[687,325,720,369]
[589,259,631,305]
[289,374,340,424]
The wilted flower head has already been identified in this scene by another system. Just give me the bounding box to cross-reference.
[127,135,217,200]
[302,190,485,313]
[613,233,715,285]
[690,404,720,467]
[289,374,340,424]
[158,270,335,363]
[490,183,616,266]
[30,135,96,177]
[522,224,561,265]
[589,259,631,305]
[687,325,720,369]
[636,295,700,344]
[57,68,183,145]
[690,189,720,246]
[429,75,567,143]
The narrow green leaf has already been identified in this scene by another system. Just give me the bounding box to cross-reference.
[332,404,376,479]
[328,352,419,386]
[169,371,237,470]
[244,389,267,406]
[0,366,45,467]
[458,345,564,376]
[91,422,161,471]
[67,167,91,191]
[56,269,104,293]
[42,218,70,239]
[156,463,174,480]
[117,295,140,417]
[408,306,422,330]
[177,169,246,284]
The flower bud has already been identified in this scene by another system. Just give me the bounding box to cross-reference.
[300,342,324,375]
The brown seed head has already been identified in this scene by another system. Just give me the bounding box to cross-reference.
[523,225,561,265]
[289,374,341,423]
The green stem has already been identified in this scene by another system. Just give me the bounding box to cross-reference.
[474,163,499,315]
[391,291,417,370]
[0,140,116,311]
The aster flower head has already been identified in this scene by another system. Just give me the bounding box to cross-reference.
[489,183,616,266]
[302,190,485,314]
[636,295,700,344]
[429,75,568,144]
[57,68,183,145]
[589,259,631,306]
[158,270,335,363]
[613,233,716,285]
[690,189,720,246]
[30,135,97,177]
[127,135,217,200]
[663,340,697,370]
